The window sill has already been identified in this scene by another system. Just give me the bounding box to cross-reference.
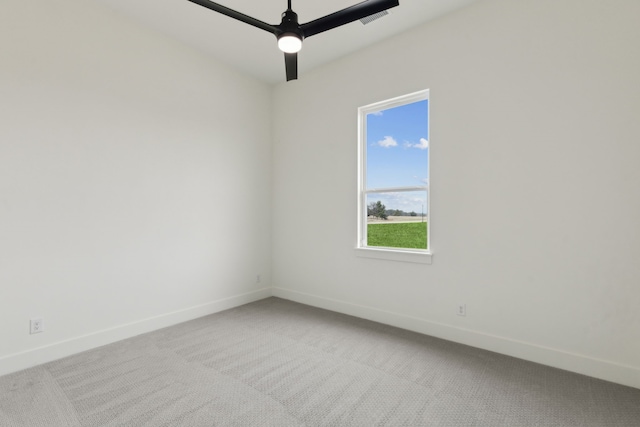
[354,247,432,264]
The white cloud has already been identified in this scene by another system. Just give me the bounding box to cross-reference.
[413,138,429,150]
[376,136,398,148]
[370,111,383,116]
[403,138,428,150]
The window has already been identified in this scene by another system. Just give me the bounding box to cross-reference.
[357,90,431,263]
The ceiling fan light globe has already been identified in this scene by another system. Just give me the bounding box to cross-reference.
[278,34,302,53]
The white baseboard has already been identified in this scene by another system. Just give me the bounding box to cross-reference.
[0,288,272,377]
[272,287,640,390]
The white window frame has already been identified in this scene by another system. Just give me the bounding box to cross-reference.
[356,89,432,264]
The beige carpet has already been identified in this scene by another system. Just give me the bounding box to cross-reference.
[1,297,639,426]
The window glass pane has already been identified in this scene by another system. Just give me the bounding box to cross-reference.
[366,191,428,250]
[366,100,428,189]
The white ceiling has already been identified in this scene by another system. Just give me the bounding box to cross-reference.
[95,0,480,84]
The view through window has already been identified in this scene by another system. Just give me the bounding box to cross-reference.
[358,90,429,252]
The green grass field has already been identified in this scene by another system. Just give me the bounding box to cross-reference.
[367,222,427,249]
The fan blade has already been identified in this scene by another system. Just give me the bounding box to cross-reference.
[187,0,278,34]
[300,0,399,38]
[284,53,298,81]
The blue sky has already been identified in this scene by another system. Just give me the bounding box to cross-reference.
[366,99,428,214]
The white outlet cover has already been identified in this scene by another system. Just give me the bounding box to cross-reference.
[457,304,466,316]
[30,318,44,334]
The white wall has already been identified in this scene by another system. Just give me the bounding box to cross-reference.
[0,0,272,374]
[272,0,640,388]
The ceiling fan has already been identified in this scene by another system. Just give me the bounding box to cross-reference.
[187,0,400,81]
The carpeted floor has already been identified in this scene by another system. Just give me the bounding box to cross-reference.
[1,297,639,426]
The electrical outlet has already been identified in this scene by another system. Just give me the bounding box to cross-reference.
[256,274,261,284]
[30,318,44,334]
[457,304,466,317]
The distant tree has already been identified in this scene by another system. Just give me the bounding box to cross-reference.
[410,211,417,217]
[393,209,403,216]
[368,201,388,220]
[377,202,388,219]
[367,202,375,217]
